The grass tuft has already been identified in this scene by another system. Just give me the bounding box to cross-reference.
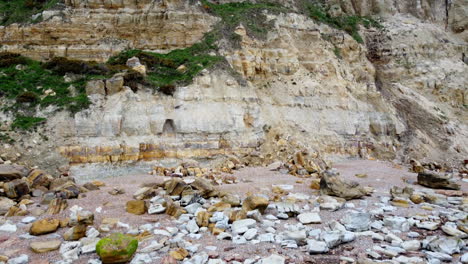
[306,2,382,43]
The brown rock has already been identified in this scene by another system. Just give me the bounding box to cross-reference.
[319,170,368,200]
[86,79,105,95]
[126,200,147,215]
[310,179,321,190]
[46,198,68,214]
[5,205,28,217]
[30,239,62,253]
[242,195,269,213]
[105,75,124,95]
[166,200,186,218]
[70,210,94,226]
[410,193,425,204]
[221,194,241,207]
[92,180,106,187]
[55,181,81,199]
[417,172,460,190]
[60,218,69,228]
[410,159,425,173]
[169,248,188,260]
[196,211,210,227]
[3,178,30,199]
[30,218,60,235]
[63,224,87,241]
[0,164,27,181]
[27,169,53,189]
[191,178,216,198]
[133,187,153,200]
[50,177,75,190]
[83,182,100,191]
[228,209,247,222]
[163,179,189,196]
[208,202,231,212]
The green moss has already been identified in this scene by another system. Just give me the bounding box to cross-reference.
[305,2,382,43]
[11,115,46,130]
[96,233,138,261]
[0,0,60,26]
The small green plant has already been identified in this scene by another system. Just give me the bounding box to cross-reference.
[0,0,60,26]
[306,2,381,43]
[0,132,15,143]
[333,46,342,59]
[11,115,46,130]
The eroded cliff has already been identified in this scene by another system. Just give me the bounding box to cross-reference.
[0,0,466,171]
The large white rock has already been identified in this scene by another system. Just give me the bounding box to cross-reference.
[259,254,285,264]
[231,219,256,234]
[297,212,321,224]
[307,240,329,254]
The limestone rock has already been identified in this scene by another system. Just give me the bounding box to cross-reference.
[196,211,210,227]
[297,212,321,224]
[30,218,60,235]
[46,198,68,214]
[3,179,30,199]
[0,164,25,181]
[70,208,94,226]
[86,80,106,95]
[126,200,147,215]
[320,170,368,200]
[169,248,188,261]
[0,197,16,216]
[417,172,461,190]
[27,169,53,189]
[341,211,371,232]
[106,76,124,95]
[242,195,269,213]
[96,233,138,264]
[307,239,329,254]
[64,224,87,241]
[30,239,62,253]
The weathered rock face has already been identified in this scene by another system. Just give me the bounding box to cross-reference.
[0,0,466,169]
[0,0,218,61]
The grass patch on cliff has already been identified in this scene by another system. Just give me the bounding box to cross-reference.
[108,33,222,94]
[11,115,46,130]
[0,53,101,130]
[201,0,286,41]
[0,0,60,25]
[305,2,381,43]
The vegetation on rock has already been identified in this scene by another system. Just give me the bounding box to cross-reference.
[0,53,106,130]
[96,233,138,264]
[201,0,287,41]
[107,34,222,92]
[0,0,60,26]
[305,2,382,43]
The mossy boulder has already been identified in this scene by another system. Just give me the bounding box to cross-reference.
[96,233,138,263]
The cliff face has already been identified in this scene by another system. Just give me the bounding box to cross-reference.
[0,0,218,61]
[0,0,466,169]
